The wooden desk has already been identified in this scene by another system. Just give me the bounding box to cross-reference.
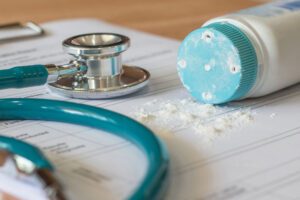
[0,0,261,39]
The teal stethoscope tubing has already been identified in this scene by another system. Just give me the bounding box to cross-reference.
[0,98,169,200]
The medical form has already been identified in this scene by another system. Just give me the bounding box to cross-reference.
[0,18,300,200]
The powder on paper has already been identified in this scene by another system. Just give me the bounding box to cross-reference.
[131,98,253,143]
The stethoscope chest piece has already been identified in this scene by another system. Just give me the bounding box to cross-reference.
[47,33,150,99]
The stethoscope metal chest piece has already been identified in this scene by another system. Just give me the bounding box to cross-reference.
[48,33,150,99]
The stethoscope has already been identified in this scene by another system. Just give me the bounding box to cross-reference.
[0,33,169,200]
[0,32,150,99]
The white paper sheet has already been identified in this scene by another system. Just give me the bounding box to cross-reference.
[0,18,299,200]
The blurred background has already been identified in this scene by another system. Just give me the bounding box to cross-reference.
[0,0,265,39]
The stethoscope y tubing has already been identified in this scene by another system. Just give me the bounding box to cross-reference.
[0,98,169,200]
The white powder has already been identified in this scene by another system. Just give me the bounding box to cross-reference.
[131,98,253,143]
[270,113,276,119]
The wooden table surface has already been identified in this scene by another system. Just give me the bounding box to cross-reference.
[0,0,262,40]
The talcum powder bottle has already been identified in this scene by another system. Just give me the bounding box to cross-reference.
[177,0,300,104]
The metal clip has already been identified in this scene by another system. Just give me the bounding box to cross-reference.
[0,21,44,42]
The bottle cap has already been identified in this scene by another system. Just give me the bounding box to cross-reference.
[177,22,258,104]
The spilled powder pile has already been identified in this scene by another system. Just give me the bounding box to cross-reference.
[131,98,253,143]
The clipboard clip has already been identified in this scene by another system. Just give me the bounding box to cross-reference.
[0,21,44,43]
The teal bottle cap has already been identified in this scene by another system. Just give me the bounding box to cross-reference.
[177,22,258,104]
